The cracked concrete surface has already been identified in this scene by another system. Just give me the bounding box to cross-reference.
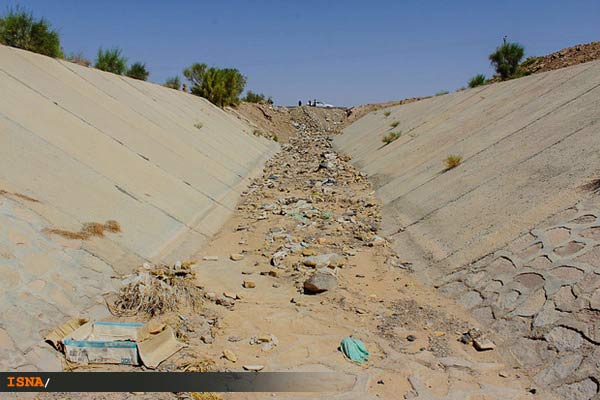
[335,60,600,399]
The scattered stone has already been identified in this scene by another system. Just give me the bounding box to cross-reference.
[303,253,345,268]
[243,365,264,371]
[303,272,338,293]
[243,280,256,289]
[201,335,214,344]
[230,253,244,261]
[406,335,416,342]
[473,337,496,351]
[222,349,237,363]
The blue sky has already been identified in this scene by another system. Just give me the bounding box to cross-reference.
[4,0,600,106]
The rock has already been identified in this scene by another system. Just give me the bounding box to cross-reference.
[406,335,416,342]
[216,296,235,307]
[545,326,583,352]
[201,335,214,344]
[243,280,256,289]
[591,288,600,310]
[223,292,238,299]
[473,337,496,351]
[230,253,244,261]
[203,256,218,261]
[303,272,337,293]
[302,248,317,256]
[243,365,264,371]
[303,253,345,268]
[222,349,237,363]
[271,250,287,266]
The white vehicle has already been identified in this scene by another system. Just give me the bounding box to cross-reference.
[314,101,335,108]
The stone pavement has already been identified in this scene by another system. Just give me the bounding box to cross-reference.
[437,199,600,399]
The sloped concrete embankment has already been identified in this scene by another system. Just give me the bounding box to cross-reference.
[0,45,278,371]
[335,61,600,399]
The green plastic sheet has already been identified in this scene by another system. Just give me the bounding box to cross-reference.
[340,337,369,363]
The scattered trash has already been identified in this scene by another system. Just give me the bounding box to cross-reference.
[340,337,369,364]
[203,256,219,261]
[47,319,183,368]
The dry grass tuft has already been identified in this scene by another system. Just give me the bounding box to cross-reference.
[444,155,463,170]
[382,132,402,145]
[44,229,88,240]
[82,222,106,237]
[383,111,391,117]
[45,220,121,240]
[104,219,122,233]
[191,393,222,400]
[180,357,216,373]
[110,263,203,317]
[390,121,400,128]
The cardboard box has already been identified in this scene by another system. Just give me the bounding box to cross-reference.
[62,321,144,365]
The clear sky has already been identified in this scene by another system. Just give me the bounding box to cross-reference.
[4,0,600,106]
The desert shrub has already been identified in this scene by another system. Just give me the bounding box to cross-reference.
[126,62,149,81]
[183,63,246,107]
[390,121,400,128]
[383,111,391,117]
[66,51,91,67]
[436,90,449,96]
[445,155,462,169]
[468,74,486,88]
[243,91,272,104]
[194,122,203,129]
[382,131,401,145]
[164,76,181,90]
[95,47,127,74]
[0,7,62,57]
[489,42,525,80]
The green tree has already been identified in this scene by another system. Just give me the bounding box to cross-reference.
[468,74,486,88]
[95,47,127,75]
[243,91,273,104]
[126,62,149,81]
[183,63,246,107]
[0,7,62,57]
[164,76,181,90]
[489,42,525,80]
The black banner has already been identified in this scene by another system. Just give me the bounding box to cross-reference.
[0,372,356,392]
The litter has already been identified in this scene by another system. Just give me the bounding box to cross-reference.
[46,319,184,368]
[340,336,369,364]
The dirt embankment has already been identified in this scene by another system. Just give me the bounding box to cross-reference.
[228,103,348,143]
[521,41,600,75]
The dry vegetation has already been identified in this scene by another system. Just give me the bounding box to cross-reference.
[45,220,121,240]
[110,262,203,317]
[444,155,463,170]
[382,131,402,145]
